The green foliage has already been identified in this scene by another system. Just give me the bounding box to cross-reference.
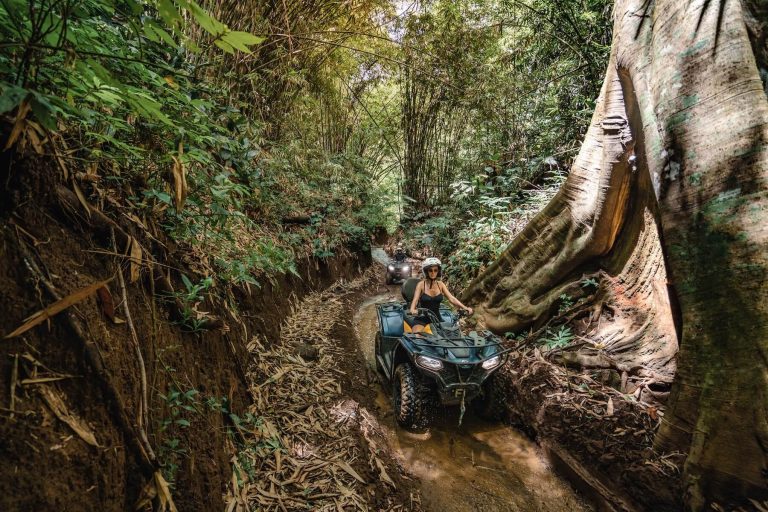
[166,274,213,332]
[159,387,200,430]
[558,293,575,315]
[1,0,393,293]
[0,0,610,293]
[158,386,200,485]
[387,0,611,290]
[216,240,298,286]
[541,325,575,350]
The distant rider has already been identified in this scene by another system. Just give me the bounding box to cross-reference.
[393,245,407,262]
[408,257,473,333]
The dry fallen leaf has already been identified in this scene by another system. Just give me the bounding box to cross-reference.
[606,397,614,417]
[4,278,112,339]
[129,236,142,283]
[53,140,69,180]
[4,98,31,150]
[335,461,366,484]
[135,471,178,512]
[375,457,396,488]
[72,181,92,218]
[170,149,187,212]
[27,124,44,154]
[39,385,99,447]
[21,376,75,385]
[96,285,116,321]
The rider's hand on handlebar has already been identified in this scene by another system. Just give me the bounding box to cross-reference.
[464,306,474,316]
[409,308,418,316]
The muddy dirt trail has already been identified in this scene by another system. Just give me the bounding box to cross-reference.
[350,252,594,511]
[226,256,595,511]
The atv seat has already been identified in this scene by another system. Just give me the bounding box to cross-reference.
[401,278,420,303]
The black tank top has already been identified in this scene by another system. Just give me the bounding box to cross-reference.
[420,287,443,321]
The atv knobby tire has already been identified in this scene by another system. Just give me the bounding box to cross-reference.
[393,363,430,429]
[474,373,504,420]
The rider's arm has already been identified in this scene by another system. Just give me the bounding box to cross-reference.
[440,282,474,315]
[409,282,423,315]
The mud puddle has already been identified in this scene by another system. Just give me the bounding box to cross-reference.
[354,292,593,512]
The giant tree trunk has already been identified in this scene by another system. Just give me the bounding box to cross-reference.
[464,0,768,508]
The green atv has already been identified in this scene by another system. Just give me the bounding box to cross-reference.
[374,279,509,429]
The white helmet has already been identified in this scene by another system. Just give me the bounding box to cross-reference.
[422,257,442,278]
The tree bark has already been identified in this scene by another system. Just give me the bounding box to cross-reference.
[464,0,768,507]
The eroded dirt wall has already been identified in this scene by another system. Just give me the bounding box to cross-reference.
[0,160,371,511]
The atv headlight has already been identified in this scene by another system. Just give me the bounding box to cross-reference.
[402,266,410,271]
[416,355,443,371]
[482,355,502,370]
[388,265,395,271]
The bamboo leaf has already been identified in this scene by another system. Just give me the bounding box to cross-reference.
[335,461,366,484]
[72,181,92,218]
[4,98,31,150]
[0,84,28,114]
[39,385,100,447]
[96,284,116,321]
[129,237,143,283]
[4,278,112,339]
[156,0,182,28]
[220,30,264,52]
[30,93,58,131]
[170,155,187,211]
[136,471,178,512]
[214,39,235,54]
[179,0,226,36]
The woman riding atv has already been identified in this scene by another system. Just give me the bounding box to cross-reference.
[407,257,473,333]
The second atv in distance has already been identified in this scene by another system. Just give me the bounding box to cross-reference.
[374,278,509,429]
[385,259,412,284]
[385,245,411,284]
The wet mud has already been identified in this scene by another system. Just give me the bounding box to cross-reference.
[354,291,593,512]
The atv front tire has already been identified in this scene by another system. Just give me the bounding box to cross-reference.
[393,363,430,429]
[474,373,505,420]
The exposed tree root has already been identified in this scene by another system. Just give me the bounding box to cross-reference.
[492,349,684,511]
[114,229,151,444]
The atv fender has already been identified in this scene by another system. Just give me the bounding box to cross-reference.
[392,344,412,372]
[378,306,404,337]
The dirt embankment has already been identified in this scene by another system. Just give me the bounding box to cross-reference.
[0,159,371,511]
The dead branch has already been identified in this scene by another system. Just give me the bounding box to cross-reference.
[113,229,151,436]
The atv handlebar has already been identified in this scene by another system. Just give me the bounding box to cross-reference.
[407,307,471,321]
[406,307,443,323]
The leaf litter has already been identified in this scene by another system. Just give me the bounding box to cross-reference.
[227,270,421,511]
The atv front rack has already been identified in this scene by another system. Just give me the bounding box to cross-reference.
[404,334,514,363]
